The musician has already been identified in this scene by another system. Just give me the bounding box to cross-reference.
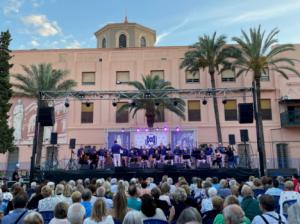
[137,146,143,162]
[121,147,129,167]
[174,145,182,164]
[129,146,138,166]
[98,147,106,168]
[217,143,226,167]
[141,149,149,168]
[182,147,191,168]
[159,143,167,160]
[153,149,161,167]
[205,144,213,167]
[89,146,98,169]
[111,140,122,167]
[164,150,174,165]
[226,146,235,168]
[212,149,222,168]
[148,146,155,167]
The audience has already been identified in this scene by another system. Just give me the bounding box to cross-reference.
[49,201,69,224]
[83,199,114,224]
[139,194,167,221]
[252,194,287,224]
[1,174,300,224]
[68,203,86,224]
[240,185,261,221]
[1,192,29,224]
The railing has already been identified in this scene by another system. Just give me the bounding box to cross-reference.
[280,111,300,127]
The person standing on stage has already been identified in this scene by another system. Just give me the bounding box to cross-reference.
[159,143,167,161]
[174,145,182,164]
[148,145,155,167]
[98,146,105,168]
[111,140,122,167]
[217,143,226,167]
[205,144,213,167]
[12,164,20,181]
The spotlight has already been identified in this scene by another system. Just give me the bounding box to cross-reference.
[173,101,178,106]
[145,92,151,98]
[202,99,207,105]
[155,127,159,131]
[136,128,140,132]
[64,98,70,108]
[130,100,136,107]
[163,126,168,132]
[222,99,227,104]
[145,128,149,132]
[176,127,180,132]
[112,99,117,107]
[85,102,91,107]
[121,128,125,132]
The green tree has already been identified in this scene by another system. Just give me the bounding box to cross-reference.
[0,30,15,153]
[232,26,300,175]
[118,74,185,128]
[180,32,235,143]
[13,63,77,166]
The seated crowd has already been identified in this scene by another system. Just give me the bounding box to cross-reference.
[0,174,300,224]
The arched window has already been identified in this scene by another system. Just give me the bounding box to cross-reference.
[140,36,146,47]
[119,34,127,48]
[102,38,106,48]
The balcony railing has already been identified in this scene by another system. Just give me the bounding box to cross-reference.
[280,111,300,127]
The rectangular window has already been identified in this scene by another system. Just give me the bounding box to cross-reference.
[150,70,164,79]
[224,100,237,121]
[155,106,165,122]
[116,102,129,123]
[260,73,270,81]
[185,70,200,83]
[260,99,272,120]
[116,71,130,84]
[221,69,236,82]
[81,103,94,123]
[82,72,96,85]
[277,143,289,168]
[188,100,201,121]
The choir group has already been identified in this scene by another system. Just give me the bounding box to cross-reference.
[76,141,238,170]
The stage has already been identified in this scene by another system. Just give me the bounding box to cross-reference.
[42,167,258,183]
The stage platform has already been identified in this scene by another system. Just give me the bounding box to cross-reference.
[42,167,258,183]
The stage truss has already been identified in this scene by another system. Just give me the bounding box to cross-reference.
[40,87,253,102]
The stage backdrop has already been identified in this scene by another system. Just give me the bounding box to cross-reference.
[133,131,169,148]
[171,130,195,150]
[108,132,130,149]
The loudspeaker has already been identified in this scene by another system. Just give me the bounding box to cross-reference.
[50,132,58,145]
[69,139,76,149]
[240,129,249,142]
[239,103,253,124]
[229,134,236,145]
[38,107,55,126]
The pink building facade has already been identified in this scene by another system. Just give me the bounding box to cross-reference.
[2,21,300,173]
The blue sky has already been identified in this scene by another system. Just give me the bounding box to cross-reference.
[1,0,300,50]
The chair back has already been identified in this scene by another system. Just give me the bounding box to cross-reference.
[144,219,169,224]
[253,189,265,198]
[273,195,280,213]
[39,211,54,224]
[282,199,297,218]
[113,218,122,224]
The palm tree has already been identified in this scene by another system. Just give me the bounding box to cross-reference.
[13,63,77,168]
[180,32,235,143]
[117,74,185,128]
[232,26,300,175]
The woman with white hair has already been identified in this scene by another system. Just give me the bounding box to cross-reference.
[123,210,143,224]
[23,211,44,224]
[68,203,86,224]
[177,207,202,224]
[201,187,217,213]
[169,187,188,222]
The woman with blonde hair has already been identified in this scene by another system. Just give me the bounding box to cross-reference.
[111,190,129,223]
[23,211,44,224]
[83,198,114,224]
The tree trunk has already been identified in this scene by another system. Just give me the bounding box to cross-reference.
[210,72,223,143]
[255,78,266,175]
[146,111,155,128]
